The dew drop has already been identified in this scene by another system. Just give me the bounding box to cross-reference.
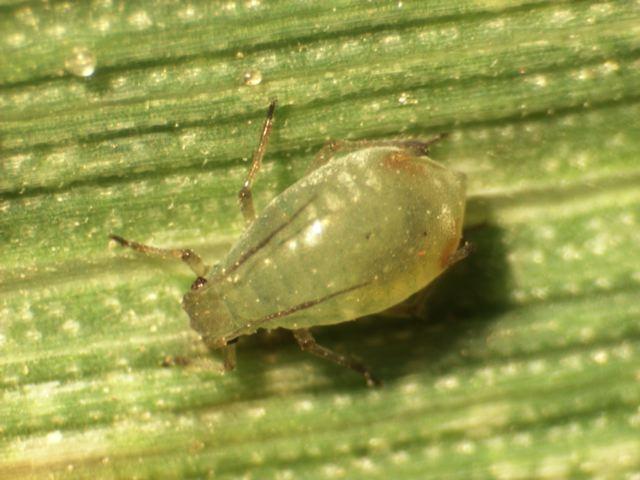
[243,70,263,86]
[62,319,80,335]
[46,430,63,444]
[128,10,153,29]
[65,47,97,78]
[531,74,548,87]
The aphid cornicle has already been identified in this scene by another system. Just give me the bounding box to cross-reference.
[110,101,469,386]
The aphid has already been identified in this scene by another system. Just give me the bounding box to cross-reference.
[110,101,469,386]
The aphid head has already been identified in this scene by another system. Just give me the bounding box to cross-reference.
[182,280,234,349]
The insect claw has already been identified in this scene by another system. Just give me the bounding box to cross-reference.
[108,234,129,247]
[365,373,383,388]
[267,98,277,115]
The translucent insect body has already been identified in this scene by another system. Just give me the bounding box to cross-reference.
[110,101,468,386]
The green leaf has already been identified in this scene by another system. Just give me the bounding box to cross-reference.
[2,1,639,478]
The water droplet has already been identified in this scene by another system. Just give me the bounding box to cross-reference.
[46,430,63,444]
[294,399,314,412]
[65,47,97,77]
[62,319,80,335]
[600,60,619,74]
[592,350,608,364]
[243,70,262,86]
[7,33,26,47]
[531,74,548,87]
[128,10,153,29]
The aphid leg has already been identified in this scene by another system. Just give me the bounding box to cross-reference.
[292,329,381,387]
[108,234,209,277]
[222,344,237,371]
[307,134,448,173]
[238,100,277,224]
[446,241,474,268]
[306,140,342,172]
[392,134,449,155]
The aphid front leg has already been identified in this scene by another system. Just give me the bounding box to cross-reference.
[109,234,208,278]
[292,329,381,387]
[238,100,277,225]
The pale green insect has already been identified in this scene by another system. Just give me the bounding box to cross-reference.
[110,101,469,386]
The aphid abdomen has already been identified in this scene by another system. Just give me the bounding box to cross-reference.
[211,146,465,340]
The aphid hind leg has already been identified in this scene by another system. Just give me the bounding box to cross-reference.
[307,134,448,173]
[446,241,474,268]
[238,100,277,224]
[222,343,237,371]
[109,234,208,278]
[293,329,381,387]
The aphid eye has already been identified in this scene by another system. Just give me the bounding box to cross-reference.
[191,276,208,290]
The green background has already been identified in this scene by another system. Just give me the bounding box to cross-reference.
[1,1,639,478]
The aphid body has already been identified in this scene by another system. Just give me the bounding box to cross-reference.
[111,102,467,386]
